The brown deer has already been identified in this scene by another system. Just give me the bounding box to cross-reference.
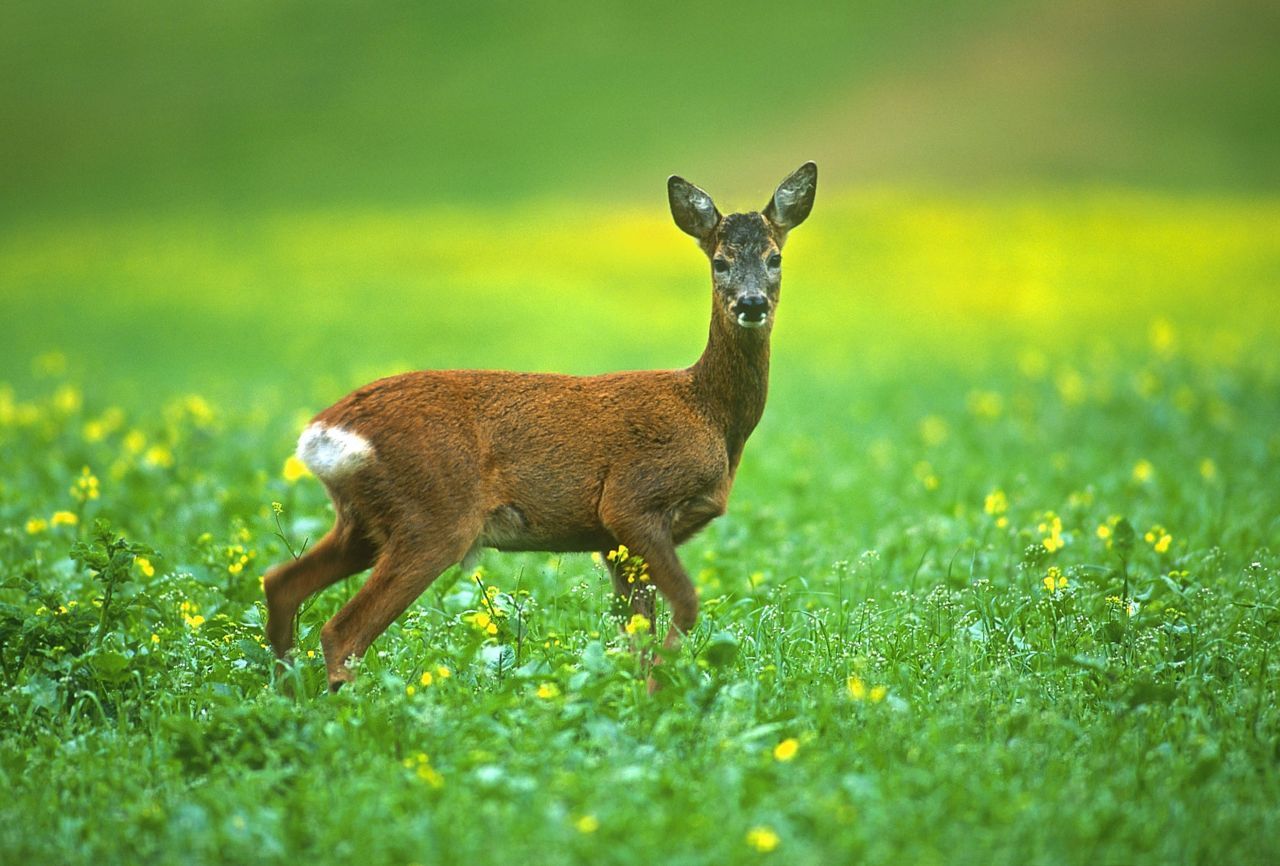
[263,162,817,691]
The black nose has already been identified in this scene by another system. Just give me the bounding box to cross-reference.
[733,294,769,322]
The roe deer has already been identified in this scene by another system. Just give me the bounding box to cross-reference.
[263,162,817,691]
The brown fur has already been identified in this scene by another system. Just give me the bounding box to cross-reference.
[263,163,817,691]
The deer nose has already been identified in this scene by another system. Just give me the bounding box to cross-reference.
[733,294,769,325]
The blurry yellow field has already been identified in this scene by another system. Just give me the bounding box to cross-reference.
[2,190,1277,400]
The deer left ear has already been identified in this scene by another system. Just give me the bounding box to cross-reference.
[764,162,817,236]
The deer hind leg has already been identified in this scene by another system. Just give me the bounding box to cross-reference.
[319,525,476,691]
[264,522,375,659]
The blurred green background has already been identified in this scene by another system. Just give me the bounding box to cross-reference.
[3,7,1279,862]
[1,0,1278,402]
[4,0,1278,215]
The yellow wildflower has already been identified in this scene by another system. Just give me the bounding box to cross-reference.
[574,815,600,834]
[869,685,888,703]
[984,489,1007,516]
[1132,459,1155,483]
[52,384,82,414]
[984,489,1009,528]
[773,738,799,762]
[745,826,780,853]
[1144,525,1173,554]
[847,676,868,701]
[51,510,78,527]
[136,556,155,577]
[624,613,651,635]
[465,610,498,636]
[150,633,160,645]
[608,545,651,584]
[419,671,434,687]
[405,684,416,697]
[404,752,444,789]
[435,665,452,679]
[536,682,560,699]
[282,455,310,483]
[25,517,49,534]
[1037,512,1065,553]
[71,466,100,502]
[1041,566,1068,594]
[144,445,174,469]
[123,430,147,455]
[183,395,216,426]
[181,600,204,629]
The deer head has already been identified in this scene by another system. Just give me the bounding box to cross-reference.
[668,162,817,332]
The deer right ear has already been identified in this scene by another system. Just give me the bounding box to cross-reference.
[668,176,721,244]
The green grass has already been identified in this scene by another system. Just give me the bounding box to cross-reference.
[1,190,1278,864]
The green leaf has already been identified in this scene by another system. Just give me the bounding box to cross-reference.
[700,631,739,668]
[89,650,131,683]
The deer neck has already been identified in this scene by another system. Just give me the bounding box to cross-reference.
[691,305,772,469]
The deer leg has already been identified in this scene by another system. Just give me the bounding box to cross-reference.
[602,550,659,668]
[602,550,658,623]
[600,512,698,691]
[264,523,375,659]
[319,530,473,691]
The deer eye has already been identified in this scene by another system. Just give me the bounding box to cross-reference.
[767,253,782,269]
[712,258,730,274]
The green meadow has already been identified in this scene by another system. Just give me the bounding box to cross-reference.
[2,2,1279,864]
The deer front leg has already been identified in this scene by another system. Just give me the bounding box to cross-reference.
[602,548,659,669]
[602,549,658,624]
[599,508,698,691]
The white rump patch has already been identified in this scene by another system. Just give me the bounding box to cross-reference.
[296,423,374,481]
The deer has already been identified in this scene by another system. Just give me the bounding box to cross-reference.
[263,162,817,691]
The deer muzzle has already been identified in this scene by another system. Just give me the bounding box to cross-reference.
[732,293,770,328]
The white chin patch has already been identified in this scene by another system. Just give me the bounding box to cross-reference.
[296,423,374,481]
[736,314,769,329]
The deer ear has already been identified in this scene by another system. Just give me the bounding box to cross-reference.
[668,176,721,243]
[764,161,817,234]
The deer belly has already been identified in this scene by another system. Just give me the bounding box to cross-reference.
[477,503,612,554]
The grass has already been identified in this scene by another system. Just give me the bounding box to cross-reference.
[1,188,1278,864]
